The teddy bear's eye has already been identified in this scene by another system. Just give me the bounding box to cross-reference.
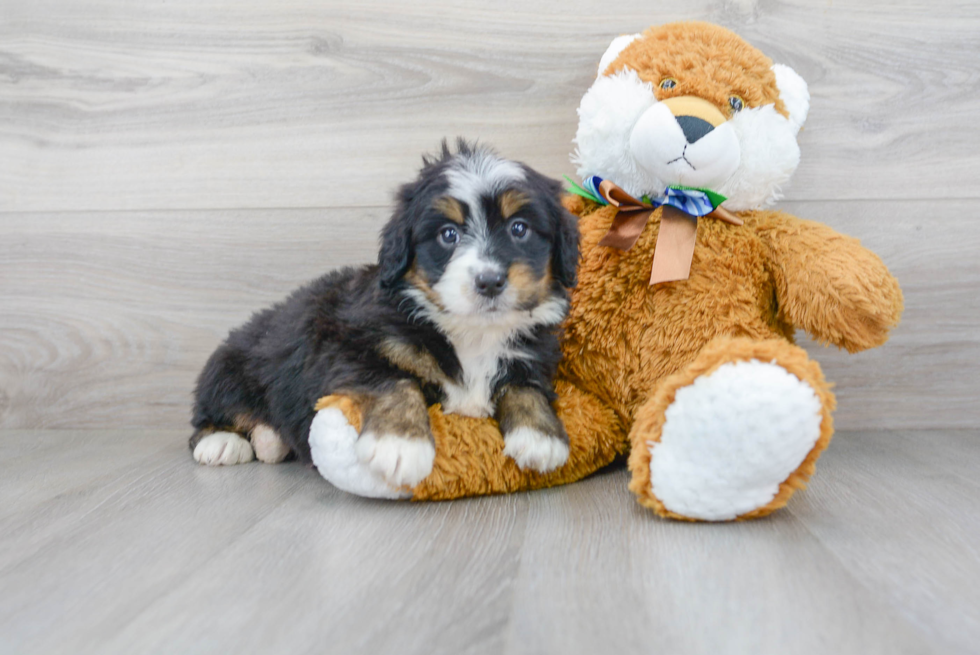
[659,78,678,90]
[729,95,745,114]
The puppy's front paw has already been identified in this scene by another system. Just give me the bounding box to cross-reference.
[355,432,435,489]
[503,428,569,473]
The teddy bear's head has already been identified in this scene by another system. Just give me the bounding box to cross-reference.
[573,22,809,211]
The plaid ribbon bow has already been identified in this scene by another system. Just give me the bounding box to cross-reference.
[566,175,742,285]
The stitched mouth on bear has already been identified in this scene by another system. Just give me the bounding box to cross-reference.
[629,102,741,190]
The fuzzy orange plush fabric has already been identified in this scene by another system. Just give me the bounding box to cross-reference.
[316,22,903,520]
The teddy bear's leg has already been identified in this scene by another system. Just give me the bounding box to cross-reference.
[411,379,628,500]
[627,337,835,521]
[309,380,626,501]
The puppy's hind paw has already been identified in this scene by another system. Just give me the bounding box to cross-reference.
[355,432,435,489]
[503,428,569,473]
[193,431,255,466]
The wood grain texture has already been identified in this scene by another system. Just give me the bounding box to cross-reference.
[2,429,978,654]
[2,2,978,653]
[2,198,976,430]
[1,0,979,212]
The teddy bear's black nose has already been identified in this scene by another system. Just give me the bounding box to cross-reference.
[676,115,714,144]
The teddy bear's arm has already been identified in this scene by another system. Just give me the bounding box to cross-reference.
[758,212,904,353]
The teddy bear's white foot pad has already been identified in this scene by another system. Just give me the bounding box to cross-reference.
[309,408,412,499]
[649,360,822,520]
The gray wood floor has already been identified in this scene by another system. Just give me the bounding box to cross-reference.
[2,0,980,653]
[1,429,978,655]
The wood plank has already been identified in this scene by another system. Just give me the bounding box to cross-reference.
[1,0,978,212]
[790,429,980,655]
[97,492,527,655]
[8,429,978,654]
[503,467,933,655]
[2,199,975,431]
[0,208,386,430]
[0,429,179,521]
[0,431,527,655]
[0,438,308,653]
[781,199,980,430]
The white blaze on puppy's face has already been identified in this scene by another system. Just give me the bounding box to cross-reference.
[400,147,571,418]
[431,242,497,316]
[428,148,527,317]
[444,148,526,214]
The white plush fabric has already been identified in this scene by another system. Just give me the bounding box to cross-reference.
[596,33,640,76]
[714,104,802,210]
[309,408,412,500]
[629,102,742,191]
[771,64,810,134]
[648,360,822,521]
[573,69,660,198]
[572,59,810,210]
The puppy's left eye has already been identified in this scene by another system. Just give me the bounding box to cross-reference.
[438,226,459,247]
[510,220,530,240]
[729,95,744,114]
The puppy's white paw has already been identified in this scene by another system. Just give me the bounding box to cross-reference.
[355,432,435,489]
[193,431,254,466]
[251,424,290,463]
[503,427,569,473]
[309,408,410,499]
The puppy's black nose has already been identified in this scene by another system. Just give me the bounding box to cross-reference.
[676,115,714,144]
[475,270,507,298]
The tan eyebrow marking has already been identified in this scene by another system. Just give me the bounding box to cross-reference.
[500,190,529,219]
[433,196,465,224]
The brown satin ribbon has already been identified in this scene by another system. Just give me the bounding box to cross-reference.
[595,180,743,285]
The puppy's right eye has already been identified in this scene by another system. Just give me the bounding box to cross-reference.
[438,226,459,247]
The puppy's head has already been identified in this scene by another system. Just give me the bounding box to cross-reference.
[379,140,579,326]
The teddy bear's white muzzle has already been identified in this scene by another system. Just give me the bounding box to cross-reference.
[629,102,741,190]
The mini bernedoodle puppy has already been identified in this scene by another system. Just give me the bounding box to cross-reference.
[190,140,580,489]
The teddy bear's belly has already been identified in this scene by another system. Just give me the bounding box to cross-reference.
[561,224,788,419]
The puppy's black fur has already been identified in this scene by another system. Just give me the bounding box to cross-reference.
[191,140,579,464]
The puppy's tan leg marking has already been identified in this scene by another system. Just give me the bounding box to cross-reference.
[355,380,435,488]
[497,386,569,473]
[379,338,450,387]
[251,424,291,463]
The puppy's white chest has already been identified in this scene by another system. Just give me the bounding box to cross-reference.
[440,334,516,418]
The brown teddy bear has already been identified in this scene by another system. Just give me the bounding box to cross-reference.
[309,21,903,521]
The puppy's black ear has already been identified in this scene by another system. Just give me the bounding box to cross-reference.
[526,168,580,288]
[378,186,416,290]
[552,204,580,288]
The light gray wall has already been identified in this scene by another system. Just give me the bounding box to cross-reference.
[2,0,977,431]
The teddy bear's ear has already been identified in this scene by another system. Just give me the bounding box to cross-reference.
[772,64,810,134]
[597,33,641,76]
